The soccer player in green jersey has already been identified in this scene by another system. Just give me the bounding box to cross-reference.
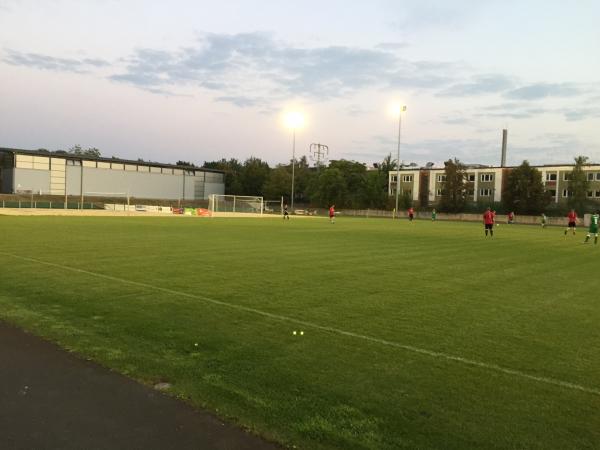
[431,209,437,221]
[584,211,599,245]
[540,213,547,228]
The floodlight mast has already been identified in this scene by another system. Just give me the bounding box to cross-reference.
[284,111,304,211]
[291,128,296,211]
[394,105,407,219]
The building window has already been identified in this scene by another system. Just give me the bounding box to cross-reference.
[588,191,594,198]
[548,189,557,197]
[436,188,442,196]
[481,174,493,182]
[479,188,491,196]
[596,173,600,181]
[563,173,572,181]
[467,174,475,182]
[562,189,572,197]
[546,173,557,181]
[596,191,600,198]
[436,174,446,182]
[390,175,397,182]
[587,173,595,181]
[402,175,413,182]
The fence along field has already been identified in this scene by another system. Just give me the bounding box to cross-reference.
[0,216,598,449]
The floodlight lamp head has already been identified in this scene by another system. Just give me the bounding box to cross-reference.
[389,104,407,117]
[284,111,305,129]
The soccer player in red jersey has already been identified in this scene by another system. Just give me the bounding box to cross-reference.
[408,206,415,221]
[507,211,515,224]
[564,209,578,236]
[483,207,495,237]
[329,205,335,224]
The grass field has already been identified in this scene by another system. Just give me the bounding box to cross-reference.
[0,215,599,449]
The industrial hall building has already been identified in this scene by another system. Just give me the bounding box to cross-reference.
[0,147,225,201]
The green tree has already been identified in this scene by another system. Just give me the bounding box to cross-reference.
[503,160,550,214]
[69,145,101,158]
[568,155,590,212]
[293,155,312,204]
[308,168,347,207]
[175,160,197,167]
[439,158,467,212]
[378,153,397,173]
[203,158,243,194]
[240,157,270,196]
[263,165,291,200]
[328,160,368,208]
[363,170,388,209]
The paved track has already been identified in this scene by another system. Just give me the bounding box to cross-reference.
[0,321,280,450]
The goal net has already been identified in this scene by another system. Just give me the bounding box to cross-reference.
[208,194,264,217]
[264,198,284,215]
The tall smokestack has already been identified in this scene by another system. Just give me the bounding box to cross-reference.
[501,129,508,167]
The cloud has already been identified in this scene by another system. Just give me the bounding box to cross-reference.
[437,74,515,97]
[375,42,409,51]
[104,32,466,102]
[562,107,600,121]
[443,116,469,125]
[344,104,371,117]
[504,83,582,100]
[344,131,599,166]
[3,49,109,73]
[5,31,593,115]
[214,95,265,108]
[476,101,600,121]
[106,33,415,100]
[389,1,484,32]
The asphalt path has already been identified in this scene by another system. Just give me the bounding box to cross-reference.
[0,321,280,450]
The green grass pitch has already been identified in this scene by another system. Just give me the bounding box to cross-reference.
[0,216,599,449]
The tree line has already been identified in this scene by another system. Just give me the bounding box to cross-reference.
[203,155,399,209]
[203,154,596,214]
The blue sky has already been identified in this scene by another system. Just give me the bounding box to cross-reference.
[0,0,598,167]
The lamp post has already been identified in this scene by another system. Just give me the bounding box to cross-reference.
[284,111,304,211]
[394,105,407,219]
[291,127,296,211]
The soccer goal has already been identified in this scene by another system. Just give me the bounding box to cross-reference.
[263,197,284,216]
[208,194,264,217]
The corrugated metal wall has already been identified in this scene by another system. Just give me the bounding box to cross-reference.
[4,153,224,200]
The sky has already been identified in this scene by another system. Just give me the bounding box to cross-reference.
[0,0,599,167]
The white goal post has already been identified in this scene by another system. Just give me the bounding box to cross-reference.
[208,194,264,217]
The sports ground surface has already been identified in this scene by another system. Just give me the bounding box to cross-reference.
[0,216,599,449]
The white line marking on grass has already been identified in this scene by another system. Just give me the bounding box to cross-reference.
[3,251,600,397]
